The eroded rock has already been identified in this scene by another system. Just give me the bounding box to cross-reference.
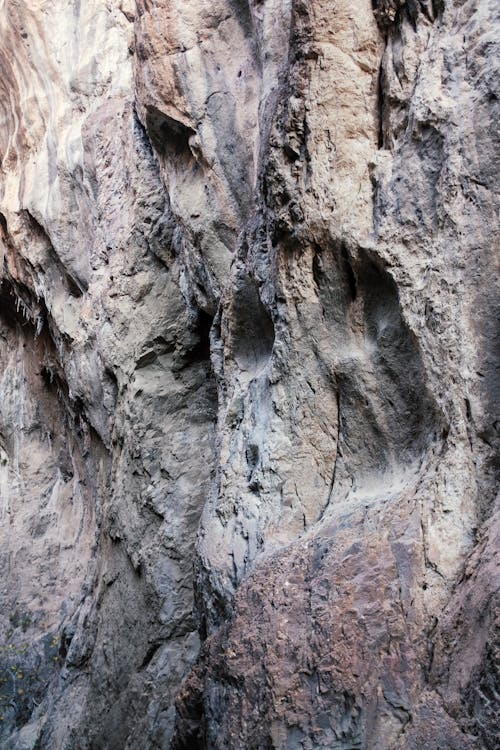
[0,0,498,748]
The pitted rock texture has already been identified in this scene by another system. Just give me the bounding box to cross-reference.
[0,1,498,749]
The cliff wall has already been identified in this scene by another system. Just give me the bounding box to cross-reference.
[0,1,498,748]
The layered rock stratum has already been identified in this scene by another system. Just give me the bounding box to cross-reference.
[0,1,498,748]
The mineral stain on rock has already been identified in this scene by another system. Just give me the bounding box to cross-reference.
[0,0,498,748]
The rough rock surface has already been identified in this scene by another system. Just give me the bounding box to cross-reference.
[0,0,498,748]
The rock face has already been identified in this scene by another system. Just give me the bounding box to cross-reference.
[0,0,498,748]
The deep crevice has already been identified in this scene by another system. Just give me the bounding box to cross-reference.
[230,276,275,373]
[376,43,386,150]
[145,106,196,163]
[341,245,357,302]
[184,309,214,366]
[140,642,161,670]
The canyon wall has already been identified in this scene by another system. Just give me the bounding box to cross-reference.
[0,1,498,748]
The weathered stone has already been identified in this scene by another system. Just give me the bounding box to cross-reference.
[0,0,497,748]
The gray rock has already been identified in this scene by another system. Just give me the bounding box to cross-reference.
[0,0,497,748]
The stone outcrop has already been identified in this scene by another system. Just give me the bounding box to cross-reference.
[0,1,498,748]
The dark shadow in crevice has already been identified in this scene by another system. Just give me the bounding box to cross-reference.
[376,48,386,150]
[312,241,358,322]
[341,245,357,302]
[354,255,439,463]
[313,244,441,479]
[230,277,275,374]
[431,0,445,18]
[140,642,161,670]
[229,276,274,374]
[190,310,214,364]
[145,106,196,163]
[0,276,39,331]
[0,276,95,447]
[405,0,419,31]
[177,309,215,371]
